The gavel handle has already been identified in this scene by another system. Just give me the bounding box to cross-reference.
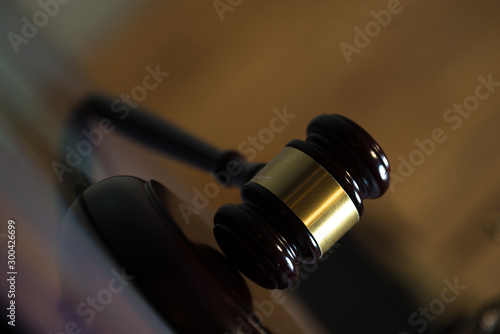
[69,94,263,186]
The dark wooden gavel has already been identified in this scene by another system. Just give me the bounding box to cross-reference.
[62,95,390,291]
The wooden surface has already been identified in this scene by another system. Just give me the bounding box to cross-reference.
[80,0,500,317]
[1,0,500,332]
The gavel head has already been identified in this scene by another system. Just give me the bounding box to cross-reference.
[213,114,390,289]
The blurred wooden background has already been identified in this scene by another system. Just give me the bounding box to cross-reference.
[1,0,500,332]
[80,0,500,316]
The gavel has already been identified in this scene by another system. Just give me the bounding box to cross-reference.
[61,95,390,290]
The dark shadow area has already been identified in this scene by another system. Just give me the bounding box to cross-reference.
[296,232,421,334]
